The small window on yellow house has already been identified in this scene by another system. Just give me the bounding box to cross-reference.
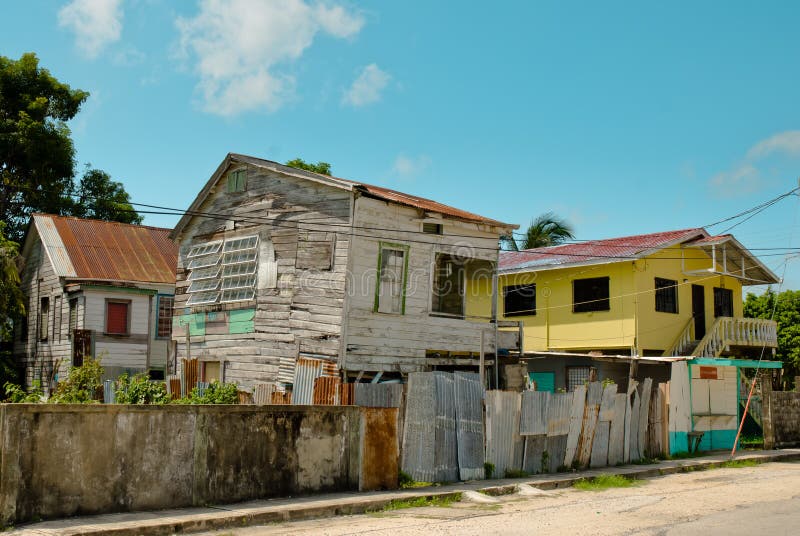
[573,277,610,313]
[655,277,678,314]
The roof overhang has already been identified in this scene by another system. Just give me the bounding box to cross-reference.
[683,235,780,285]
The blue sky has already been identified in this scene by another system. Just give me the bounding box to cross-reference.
[3,0,800,289]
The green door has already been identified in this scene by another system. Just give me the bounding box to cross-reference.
[529,372,556,393]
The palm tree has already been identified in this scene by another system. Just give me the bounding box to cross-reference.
[502,212,575,251]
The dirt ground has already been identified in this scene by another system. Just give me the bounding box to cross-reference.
[199,461,800,536]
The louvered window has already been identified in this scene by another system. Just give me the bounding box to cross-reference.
[186,235,260,306]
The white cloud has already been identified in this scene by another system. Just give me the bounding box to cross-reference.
[392,154,430,177]
[745,131,800,160]
[176,0,364,116]
[58,0,124,59]
[710,130,800,197]
[342,64,390,107]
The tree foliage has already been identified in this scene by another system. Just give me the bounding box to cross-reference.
[0,53,142,241]
[744,288,800,378]
[502,212,575,251]
[0,222,24,386]
[285,158,332,176]
[174,381,239,404]
[73,167,143,224]
[0,53,88,242]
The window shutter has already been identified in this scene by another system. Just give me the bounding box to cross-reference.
[107,302,129,334]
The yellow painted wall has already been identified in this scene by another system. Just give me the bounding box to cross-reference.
[466,245,746,354]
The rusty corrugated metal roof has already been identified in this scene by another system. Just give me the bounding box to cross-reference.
[34,214,177,284]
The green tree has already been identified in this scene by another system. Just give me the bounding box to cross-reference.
[0,53,88,242]
[285,158,332,176]
[0,222,24,386]
[502,212,575,251]
[72,167,143,224]
[744,288,800,379]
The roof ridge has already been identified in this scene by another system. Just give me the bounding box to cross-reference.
[34,213,173,233]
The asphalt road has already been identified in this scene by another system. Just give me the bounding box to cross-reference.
[198,461,800,535]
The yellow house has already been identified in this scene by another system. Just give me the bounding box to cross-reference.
[468,228,778,381]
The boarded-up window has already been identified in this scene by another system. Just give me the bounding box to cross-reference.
[68,298,78,339]
[713,287,733,317]
[226,169,247,192]
[54,295,62,342]
[504,284,536,316]
[375,245,408,314]
[106,301,130,335]
[573,277,610,313]
[655,277,678,314]
[432,253,466,317]
[296,232,334,270]
[39,297,49,341]
[157,295,174,338]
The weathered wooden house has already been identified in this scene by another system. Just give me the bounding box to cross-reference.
[170,153,517,390]
[14,214,178,390]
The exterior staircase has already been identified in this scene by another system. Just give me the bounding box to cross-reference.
[663,317,778,358]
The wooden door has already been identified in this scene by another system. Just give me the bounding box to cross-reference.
[692,285,706,340]
[72,329,92,367]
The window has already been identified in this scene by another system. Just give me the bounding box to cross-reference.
[655,277,678,314]
[432,253,466,317]
[157,295,174,338]
[422,222,443,235]
[375,244,408,314]
[573,277,610,313]
[504,284,536,316]
[54,296,62,342]
[227,169,247,192]
[39,297,49,341]
[567,366,590,392]
[106,300,130,335]
[714,287,733,317]
[68,298,78,339]
[185,235,259,306]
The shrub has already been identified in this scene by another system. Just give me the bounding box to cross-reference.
[49,357,104,404]
[114,373,169,405]
[3,380,44,403]
[175,381,239,404]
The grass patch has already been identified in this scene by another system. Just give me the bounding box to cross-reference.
[398,470,433,489]
[382,493,462,511]
[718,459,759,469]
[666,450,707,460]
[573,474,640,491]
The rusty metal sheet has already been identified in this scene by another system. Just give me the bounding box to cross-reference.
[313,376,341,405]
[253,383,276,405]
[354,383,404,408]
[292,358,324,405]
[40,214,177,284]
[270,390,292,404]
[359,408,400,491]
[340,383,354,406]
[520,391,550,436]
[485,390,523,478]
[401,372,436,482]
[454,372,484,481]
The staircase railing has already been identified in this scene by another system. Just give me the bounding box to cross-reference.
[663,317,695,356]
[692,317,778,357]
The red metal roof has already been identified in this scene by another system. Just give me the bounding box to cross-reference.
[44,214,177,284]
[500,228,708,272]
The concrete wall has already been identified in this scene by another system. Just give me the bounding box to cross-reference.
[0,404,398,525]
[762,382,800,449]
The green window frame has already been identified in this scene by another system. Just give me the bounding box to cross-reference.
[374,242,410,314]
[227,169,247,193]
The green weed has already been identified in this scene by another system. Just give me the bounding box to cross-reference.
[573,474,640,491]
[504,469,530,479]
[382,493,461,511]
[718,459,758,469]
